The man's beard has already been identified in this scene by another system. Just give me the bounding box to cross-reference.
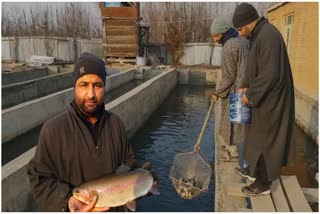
[77,98,102,117]
[217,34,224,44]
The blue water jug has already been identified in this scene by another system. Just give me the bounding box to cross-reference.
[229,93,251,124]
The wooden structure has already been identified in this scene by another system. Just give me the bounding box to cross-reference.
[226,175,315,212]
[99,2,140,63]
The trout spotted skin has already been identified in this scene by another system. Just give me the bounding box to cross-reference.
[73,168,154,208]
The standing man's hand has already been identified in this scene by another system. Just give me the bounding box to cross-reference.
[238,87,250,106]
[211,94,219,103]
[241,94,250,106]
[238,87,248,94]
[68,190,110,212]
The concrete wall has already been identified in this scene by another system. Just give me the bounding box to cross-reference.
[1,68,177,211]
[177,68,219,85]
[104,69,135,92]
[2,71,73,109]
[2,69,136,144]
[268,2,318,98]
[147,43,222,66]
[2,67,48,86]
[134,67,163,80]
[107,68,177,138]
[295,88,318,142]
[2,147,37,212]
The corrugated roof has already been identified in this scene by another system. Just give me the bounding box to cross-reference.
[267,2,288,13]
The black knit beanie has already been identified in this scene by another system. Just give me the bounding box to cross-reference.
[233,3,259,28]
[73,52,107,85]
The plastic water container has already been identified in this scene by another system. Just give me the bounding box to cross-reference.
[229,93,251,124]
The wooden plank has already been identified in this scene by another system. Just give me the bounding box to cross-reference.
[301,188,318,203]
[270,179,290,211]
[103,44,137,48]
[106,58,136,63]
[250,195,276,212]
[246,180,275,212]
[106,28,137,36]
[105,46,137,54]
[281,176,312,212]
[105,19,136,26]
[106,53,137,57]
[105,38,136,45]
[226,182,246,197]
[251,195,276,212]
[100,7,138,19]
[106,35,135,40]
[107,26,136,30]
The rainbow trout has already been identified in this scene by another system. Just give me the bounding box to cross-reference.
[72,167,159,211]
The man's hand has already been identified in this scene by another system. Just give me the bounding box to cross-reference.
[238,88,250,106]
[68,190,110,212]
[241,94,250,106]
[211,94,219,103]
[238,87,248,94]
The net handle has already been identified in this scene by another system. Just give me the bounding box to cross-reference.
[194,100,215,153]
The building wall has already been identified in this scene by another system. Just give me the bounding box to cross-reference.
[268,2,318,98]
[268,2,318,141]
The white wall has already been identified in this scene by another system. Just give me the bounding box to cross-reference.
[2,37,221,66]
[2,37,103,62]
[180,43,222,66]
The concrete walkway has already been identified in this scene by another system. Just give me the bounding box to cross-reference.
[214,97,248,211]
[213,67,248,211]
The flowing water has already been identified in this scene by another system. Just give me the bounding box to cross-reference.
[130,85,216,212]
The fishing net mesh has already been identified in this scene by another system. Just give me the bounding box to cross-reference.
[169,151,212,199]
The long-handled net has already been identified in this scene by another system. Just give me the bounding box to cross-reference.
[169,100,214,199]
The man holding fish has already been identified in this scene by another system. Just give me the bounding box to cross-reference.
[27,53,158,212]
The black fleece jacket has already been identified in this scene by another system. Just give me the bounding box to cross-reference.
[27,101,135,211]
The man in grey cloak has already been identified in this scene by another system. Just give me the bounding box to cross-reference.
[210,16,249,150]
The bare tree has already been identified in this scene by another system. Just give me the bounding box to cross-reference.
[1,2,101,38]
[142,2,217,44]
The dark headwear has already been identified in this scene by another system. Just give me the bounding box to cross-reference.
[232,3,259,28]
[73,52,107,85]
